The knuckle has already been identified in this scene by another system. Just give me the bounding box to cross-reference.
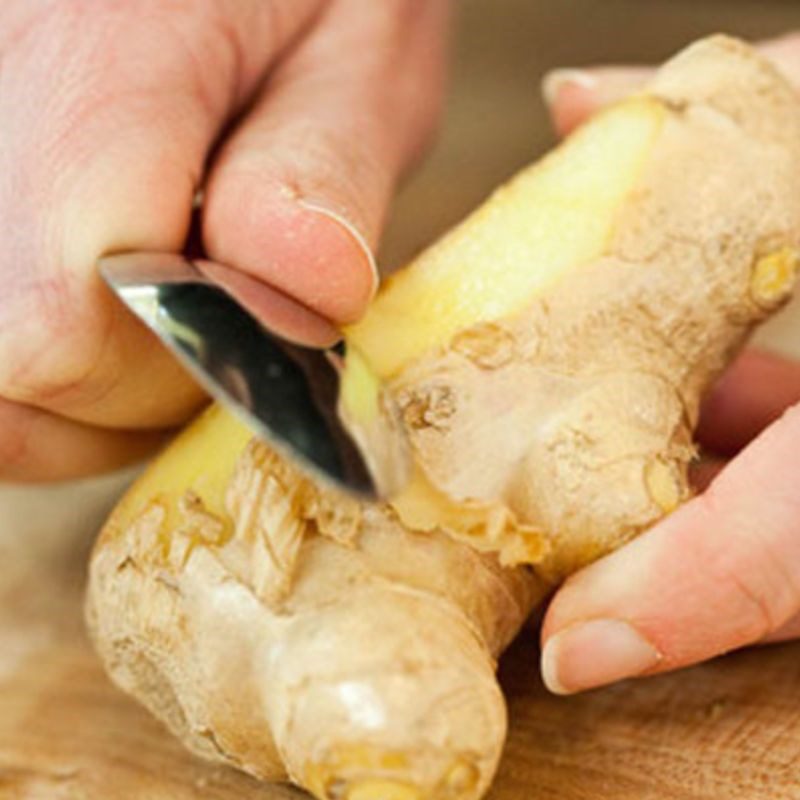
[722,568,779,641]
[700,483,800,640]
[0,267,112,411]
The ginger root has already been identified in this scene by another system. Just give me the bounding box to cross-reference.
[87,36,800,800]
[88,407,544,799]
[343,35,800,575]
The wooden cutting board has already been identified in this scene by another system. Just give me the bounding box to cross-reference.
[2,475,800,800]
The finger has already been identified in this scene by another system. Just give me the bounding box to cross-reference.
[197,260,341,347]
[203,0,452,325]
[541,32,800,136]
[542,67,651,136]
[759,32,800,83]
[540,402,800,695]
[0,0,323,433]
[698,349,800,457]
[0,397,167,482]
[688,455,726,493]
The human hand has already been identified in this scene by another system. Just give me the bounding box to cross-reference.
[539,34,800,694]
[0,0,449,481]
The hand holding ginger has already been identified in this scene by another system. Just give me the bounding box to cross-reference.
[539,33,800,695]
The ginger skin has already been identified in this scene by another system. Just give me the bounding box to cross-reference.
[87,408,543,800]
[344,35,800,575]
[87,36,800,800]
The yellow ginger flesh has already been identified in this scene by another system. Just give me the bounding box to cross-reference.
[344,99,664,380]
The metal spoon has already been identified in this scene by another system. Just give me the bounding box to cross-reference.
[100,252,409,500]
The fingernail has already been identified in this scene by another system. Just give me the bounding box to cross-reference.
[541,68,597,107]
[541,619,662,695]
[297,198,380,303]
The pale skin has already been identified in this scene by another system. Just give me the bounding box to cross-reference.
[2,3,800,697]
[0,0,451,478]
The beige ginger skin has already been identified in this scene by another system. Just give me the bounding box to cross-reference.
[352,35,800,576]
[87,36,800,800]
[88,415,544,800]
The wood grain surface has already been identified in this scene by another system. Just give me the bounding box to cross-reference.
[3,1,800,798]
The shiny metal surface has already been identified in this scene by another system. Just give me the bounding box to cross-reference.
[100,252,400,499]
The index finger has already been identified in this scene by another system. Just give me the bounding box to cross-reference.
[699,348,800,457]
[542,32,800,136]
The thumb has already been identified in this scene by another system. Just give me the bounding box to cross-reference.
[542,32,800,136]
[540,403,800,695]
[203,0,451,327]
